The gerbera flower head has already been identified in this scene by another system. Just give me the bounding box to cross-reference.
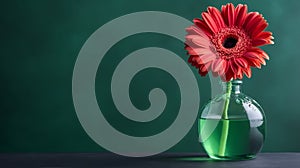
[185,3,274,81]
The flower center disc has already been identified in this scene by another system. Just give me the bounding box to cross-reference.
[223,37,238,49]
[211,27,251,59]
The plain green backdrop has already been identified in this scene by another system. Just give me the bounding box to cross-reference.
[1,0,300,153]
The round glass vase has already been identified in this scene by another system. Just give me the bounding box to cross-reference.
[199,80,266,160]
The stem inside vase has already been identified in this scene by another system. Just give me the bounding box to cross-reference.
[218,81,232,156]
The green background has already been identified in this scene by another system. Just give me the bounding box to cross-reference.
[1,0,299,152]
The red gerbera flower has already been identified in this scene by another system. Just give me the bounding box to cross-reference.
[185,3,274,81]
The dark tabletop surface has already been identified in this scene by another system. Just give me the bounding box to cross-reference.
[0,153,299,168]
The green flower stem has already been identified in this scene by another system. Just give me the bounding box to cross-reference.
[218,81,232,157]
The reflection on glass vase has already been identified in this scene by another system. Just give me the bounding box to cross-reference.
[199,80,265,160]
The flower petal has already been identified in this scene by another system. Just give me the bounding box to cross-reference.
[243,12,266,37]
[185,46,198,56]
[198,53,217,64]
[235,4,248,27]
[254,31,273,40]
[256,48,270,60]
[211,58,223,73]
[198,67,208,76]
[218,59,227,77]
[243,12,258,33]
[244,52,263,68]
[186,25,208,37]
[192,38,211,48]
[198,61,212,76]
[224,60,234,81]
[237,68,243,79]
[242,67,252,78]
[227,3,236,26]
[221,5,228,26]
[252,19,268,37]
[185,39,200,49]
[232,59,245,79]
[229,60,239,78]
[222,3,235,27]
[202,12,219,34]
[252,39,274,47]
[193,18,213,36]
[188,55,197,65]
[186,47,215,57]
[185,35,210,48]
[248,48,269,65]
[207,7,226,29]
[234,57,249,68]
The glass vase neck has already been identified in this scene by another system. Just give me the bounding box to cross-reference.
[222,80,242,94]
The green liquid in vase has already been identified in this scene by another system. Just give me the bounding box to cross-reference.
[199,118,265,160]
